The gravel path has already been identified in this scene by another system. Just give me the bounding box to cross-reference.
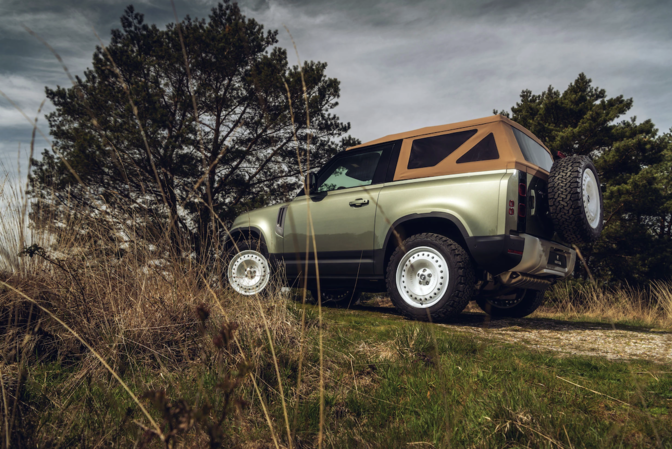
[442,314,672,364]
[352,302,672,364]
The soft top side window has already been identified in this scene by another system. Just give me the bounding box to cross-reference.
[407,129,477,169]
[512,127,553,172]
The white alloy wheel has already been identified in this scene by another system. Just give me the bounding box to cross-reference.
[396,246,449,309]
[582,168,600,229]
[228,250,270,295]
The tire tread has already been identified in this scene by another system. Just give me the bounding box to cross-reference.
[476,289,546,318]
[548,156,603,245]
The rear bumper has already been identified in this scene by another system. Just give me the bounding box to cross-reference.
[511,234,576,277]
[466,233,575,277]
[465,234,525,275]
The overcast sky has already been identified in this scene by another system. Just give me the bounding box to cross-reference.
[1,0,671,174]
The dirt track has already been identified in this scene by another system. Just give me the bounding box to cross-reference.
[443,314,672,364]
[352,302,672,364]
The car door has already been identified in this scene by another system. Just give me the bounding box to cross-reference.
[283,144,393,280]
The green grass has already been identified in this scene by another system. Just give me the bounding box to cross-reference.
[13,302,672,448]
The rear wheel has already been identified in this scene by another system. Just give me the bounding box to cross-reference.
[475,288,545,318]
[386,233,474,321]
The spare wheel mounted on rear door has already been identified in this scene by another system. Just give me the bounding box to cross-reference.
[548,155,604,245]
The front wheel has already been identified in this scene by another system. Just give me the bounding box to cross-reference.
[226,238,273,296]
[386,233,474,321]
[475,288,545,318]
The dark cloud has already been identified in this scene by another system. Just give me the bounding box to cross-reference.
[235,0,672,139]
[1,0,671,174]
[0,0,213,169]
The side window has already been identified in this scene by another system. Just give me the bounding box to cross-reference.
[456,133,499,163]
[316,150,383,192]
[408,129,477,169]
[512,127,553,172]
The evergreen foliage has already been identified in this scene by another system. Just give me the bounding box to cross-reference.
[496,73,672,283]
[30,2,358,254]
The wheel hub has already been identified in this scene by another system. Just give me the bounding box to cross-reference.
[417,269,433,286]
[228,250,270,295]
[396,246,449,309]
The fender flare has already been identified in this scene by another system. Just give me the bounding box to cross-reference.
[224,226,267,251]
[377,212,471,274]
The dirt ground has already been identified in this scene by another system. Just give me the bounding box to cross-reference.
[353,299,672,364]
[444,314,672,364]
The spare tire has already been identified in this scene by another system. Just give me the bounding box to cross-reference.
[548,156,604,244]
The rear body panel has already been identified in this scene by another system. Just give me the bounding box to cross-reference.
[373,169,508,247]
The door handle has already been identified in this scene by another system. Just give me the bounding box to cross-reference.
[349,198,369,207]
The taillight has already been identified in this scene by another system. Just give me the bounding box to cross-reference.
[518,203,526,217]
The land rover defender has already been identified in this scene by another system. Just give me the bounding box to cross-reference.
[224,115,603,320]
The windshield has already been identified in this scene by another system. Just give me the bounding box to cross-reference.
[512,127,553,172]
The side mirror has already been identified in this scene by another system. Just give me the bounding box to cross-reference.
[304,172,317,193]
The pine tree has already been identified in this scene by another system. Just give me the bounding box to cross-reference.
[496,73,672,283]
[31,3,358,255]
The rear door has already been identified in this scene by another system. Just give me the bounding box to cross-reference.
[283,143,394,279]
[510,127,555,239]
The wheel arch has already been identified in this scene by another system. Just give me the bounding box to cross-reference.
[380,213,471,275]
[224,226,267,254]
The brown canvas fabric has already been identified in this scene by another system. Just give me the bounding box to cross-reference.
[347,115,553,181]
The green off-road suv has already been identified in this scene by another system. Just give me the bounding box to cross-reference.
[224,115,603,320]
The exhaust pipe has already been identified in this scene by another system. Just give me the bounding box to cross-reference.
[498,271,553,291]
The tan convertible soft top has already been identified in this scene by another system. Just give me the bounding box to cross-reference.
[347,115,553,181]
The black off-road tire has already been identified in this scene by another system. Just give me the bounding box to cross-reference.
[224,237,277,295]
[548,156,604,244]
[309,289,360,308]
[386,233,474,321]
[476,289,545,318]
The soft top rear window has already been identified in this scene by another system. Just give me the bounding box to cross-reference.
[512,127,553,172]
[456,133,499,163]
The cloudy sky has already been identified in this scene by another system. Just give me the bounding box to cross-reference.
[1,0,671,174]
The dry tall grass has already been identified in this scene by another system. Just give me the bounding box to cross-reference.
[0,171,32,273]
[0,19,327,445]
[0,167,314,446]
[537,280,672,328]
